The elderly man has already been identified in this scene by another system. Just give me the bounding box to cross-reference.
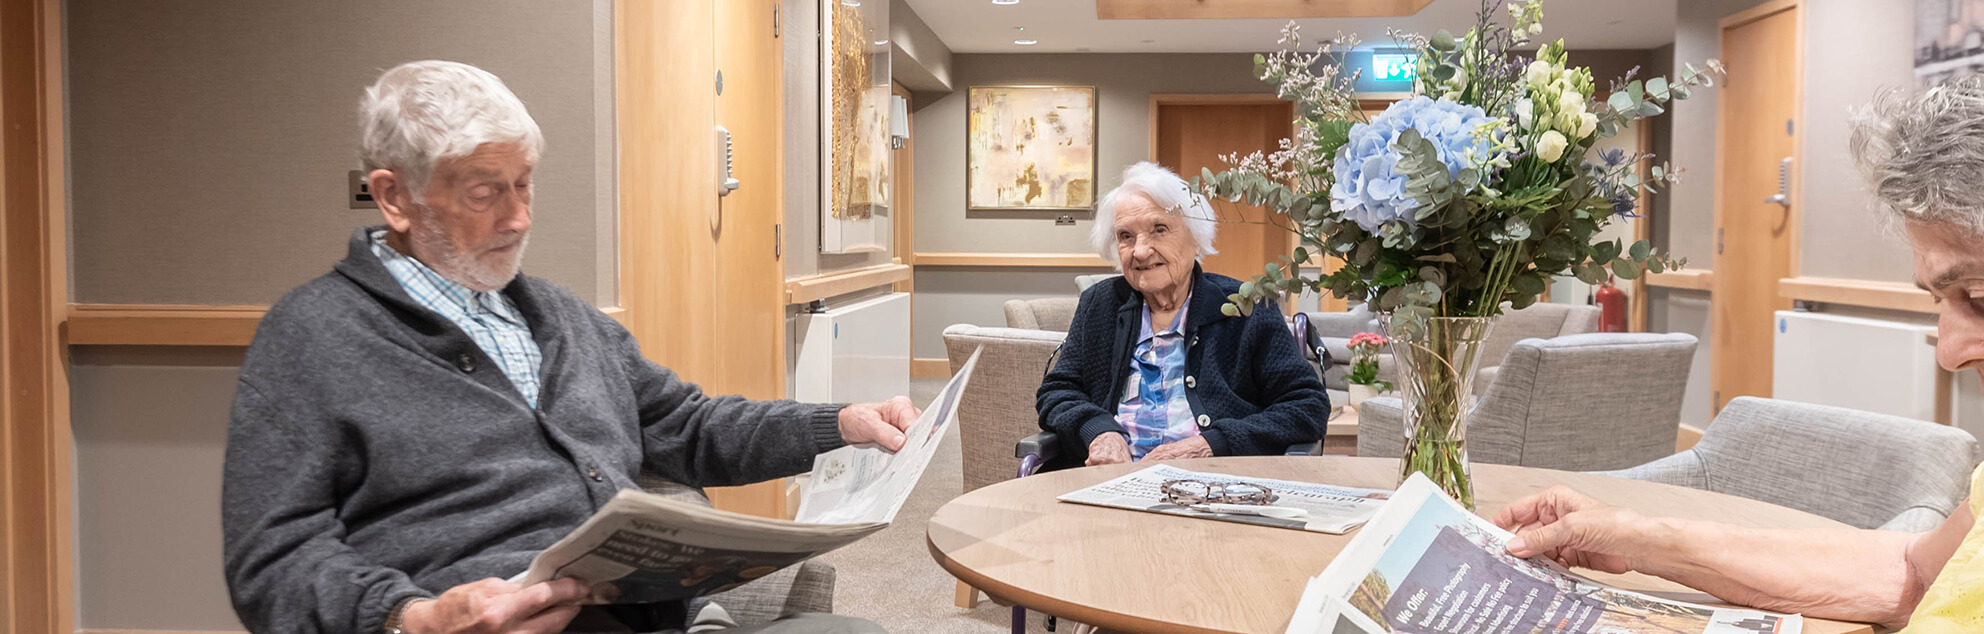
[1036,161,1328,469]
[221,61,904,634]
[1492,76,1984,631]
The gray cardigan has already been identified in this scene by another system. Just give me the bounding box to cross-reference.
[222,227,846,633]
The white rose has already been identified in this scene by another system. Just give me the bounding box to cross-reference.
[1526,60,1553,86]
[1536,130,1569,163]
[1530,23,1544,36]
[1576,112,1598,139]
[1513,98,1536,130]
[1558,90,1584,115]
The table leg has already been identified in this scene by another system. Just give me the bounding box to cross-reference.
[955,579,981,608]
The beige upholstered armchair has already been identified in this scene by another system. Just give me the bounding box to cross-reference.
[1001,298,1080,332]
[941,324,1066,493]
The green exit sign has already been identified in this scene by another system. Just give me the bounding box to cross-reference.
[1373,54,1417,82]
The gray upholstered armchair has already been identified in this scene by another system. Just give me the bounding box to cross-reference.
[1359,332,1696,472]
[1599,397,1978,532]
[1001,297,1080,332]
[632,476,837,622]
[1473,303,1600,395]
[941,324,1068,492]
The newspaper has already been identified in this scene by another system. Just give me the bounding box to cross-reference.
[510,350,980,603]
[514,489,885,604]
[794,347,979,525]
[1285,474,1804,634]
[1056,464,1394,534]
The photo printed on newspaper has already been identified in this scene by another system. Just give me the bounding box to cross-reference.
[1286,474,1803,634]
[1058,463,1394,534]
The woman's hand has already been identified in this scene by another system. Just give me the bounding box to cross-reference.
[1086,433,1132,466]
[1491,486,1659,575]
[1143,436,1213,461]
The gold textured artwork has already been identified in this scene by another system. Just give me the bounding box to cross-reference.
[829,0,889,221]
[967,86,1096,210]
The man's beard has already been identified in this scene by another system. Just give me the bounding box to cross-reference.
[410,218,529,292]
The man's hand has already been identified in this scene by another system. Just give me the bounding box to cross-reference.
[838,397,920,451]
[1142,436,1213,461]
[1492,486,1657,574]
[1085,432,1132,466]
[399,577,589,634]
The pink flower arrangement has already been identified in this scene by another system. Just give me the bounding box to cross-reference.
[1345,331,1390,390]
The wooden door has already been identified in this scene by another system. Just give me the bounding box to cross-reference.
[619,0,791,517]
[706,0,791,515]
[1153,101,1294,286]
[1711,2,1799,413]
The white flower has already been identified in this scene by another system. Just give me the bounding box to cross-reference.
[1536,130,1569,163]
[1529,23,1544,36]
[1526,60,1553,86]
[1442,91,1462,101]
[1513,98,1535,130]
[1576,112,1598,139]
[1558,89,1584,115]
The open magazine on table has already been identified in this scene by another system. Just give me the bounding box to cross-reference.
[510,348,980,604]
[1285,474,1803,634]
[1057,463,1394,534]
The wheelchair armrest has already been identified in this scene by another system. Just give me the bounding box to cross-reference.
[1017,431,1060,477]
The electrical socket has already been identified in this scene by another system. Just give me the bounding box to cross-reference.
[349,170,378,209]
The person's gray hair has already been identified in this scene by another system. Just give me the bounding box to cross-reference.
[359,60,544,196]
[1850,74,1984,235]
[1090,161,1220,269]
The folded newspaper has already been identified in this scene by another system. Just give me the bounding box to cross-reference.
[511,349,979,604]
[1057,464,1394,534]
[1285,474,1804,634]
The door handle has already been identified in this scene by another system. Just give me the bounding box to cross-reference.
[1764,157,1791,208]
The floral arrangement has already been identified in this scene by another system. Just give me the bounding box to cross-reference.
[1195,0,1724,507]
[1345,332,1391,391]
[1201,0,1723,331]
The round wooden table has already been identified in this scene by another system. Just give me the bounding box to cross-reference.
[926,456,1876,634]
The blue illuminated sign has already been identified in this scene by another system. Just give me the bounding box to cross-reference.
[1372,54,1417,82]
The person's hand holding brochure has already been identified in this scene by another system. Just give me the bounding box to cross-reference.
[1057,464,1395,534]
[1285,474,1804,634]
[509,349,980,604]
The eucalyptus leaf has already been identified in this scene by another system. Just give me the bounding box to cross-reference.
[1610,258,1641,280]
[1629,239,1651,261]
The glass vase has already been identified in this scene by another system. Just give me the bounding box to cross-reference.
[1381,316,1496,509]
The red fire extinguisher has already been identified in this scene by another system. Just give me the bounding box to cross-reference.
[1595,274,1628,332]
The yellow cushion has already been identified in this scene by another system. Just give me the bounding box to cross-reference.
[1903,465,1984,632]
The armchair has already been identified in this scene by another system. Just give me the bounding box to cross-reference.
[1599,396,1978,532]
[1002,297,1080,332]
[1358,332,1695,472]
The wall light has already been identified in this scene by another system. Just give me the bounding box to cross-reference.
[993,0,1020,5]
[1015,39,1038,45]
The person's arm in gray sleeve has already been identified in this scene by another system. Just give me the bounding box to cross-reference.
[596,312,847,488]
[222,380,431,633]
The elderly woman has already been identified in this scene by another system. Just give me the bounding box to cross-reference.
[1035,162,1329,470]
[1492,77,1984,631]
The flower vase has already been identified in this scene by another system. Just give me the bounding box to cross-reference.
[1382,316,1496,509]
[1346,383,1381,409]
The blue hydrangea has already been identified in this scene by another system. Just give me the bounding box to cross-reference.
[1330,96,1497,233]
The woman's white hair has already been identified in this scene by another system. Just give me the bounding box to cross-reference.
[1090,161,1219,269]
[1850,74,1984,235]
[359,60,544,196]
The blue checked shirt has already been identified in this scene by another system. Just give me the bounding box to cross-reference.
[1114,293,1202,459]
[370,230,544,409]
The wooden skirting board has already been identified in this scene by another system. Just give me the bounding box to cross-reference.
[67,304,628,347]
[1777,276,1937,314]
[912,357,951,379]
[785,261,911,305]
[913,252,1112,268]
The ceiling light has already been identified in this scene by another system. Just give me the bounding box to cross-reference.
[993,0,1019,4]
[875,39,889,45]
[840,0,860,5]
[1015,39,1038,45]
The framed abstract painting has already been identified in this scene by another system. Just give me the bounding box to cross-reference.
[966,85,1097,211]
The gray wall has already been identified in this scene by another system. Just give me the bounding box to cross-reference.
[1798,0,1915,282]
[910,53,1274,357]
[64,1,615,629]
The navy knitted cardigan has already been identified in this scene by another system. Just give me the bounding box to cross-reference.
[1035,265,1329,470]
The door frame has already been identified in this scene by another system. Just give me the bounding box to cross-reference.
[1710,0,1804,413]
[4,0,74,630]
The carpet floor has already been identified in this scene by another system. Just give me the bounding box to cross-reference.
[814,379,1057,633]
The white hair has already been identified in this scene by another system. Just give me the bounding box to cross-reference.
[1851,74,1984,235]
[359,60,543,196]
[1090,161,1220,269]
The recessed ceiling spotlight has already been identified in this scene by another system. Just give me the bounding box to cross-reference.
[1015,39,1038,45]
[840,0,860,5]
[875,39,889,45]
[992,0,1019,5]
